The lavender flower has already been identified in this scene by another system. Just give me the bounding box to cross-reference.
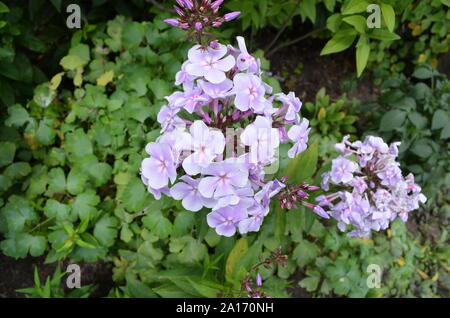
[287,118,310,158]
[186,44,235,84]
[170,175,215,211]
[232,74,266,112]
[317,135,427,237]
[140,14,322,236]
[141,143,177,189]
[207,202,248,237]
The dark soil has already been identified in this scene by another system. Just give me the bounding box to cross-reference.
[0,253,113,298]
[267,37,380,104]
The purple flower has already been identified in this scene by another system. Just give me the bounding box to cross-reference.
[182,120,225,175]
[313,205,330,219]
[232,74,266,112]
[287,119,310,158]
[198,79,233,99]
[157,105,185,133]
[141,142,177,189]
[186,44,235,84]
[141,174,170,200]
[198,161,249,199]
[170,175,215,212]
[235,36,258,73]
[224,11,241,22]
[176,61,196,87]
[174,86,210,113]
[254,179,285,207]
[238,203,269,234]
[330,157,358,184]
[207,203,248,236]
[211,0,225,10]
[318,135,426,237]
[241,116,280,164]
[164,18,179,27]
[276,92,302,122]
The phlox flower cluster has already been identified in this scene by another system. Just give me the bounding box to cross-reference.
[164,0,241,37]
[316,135,427,237]
[140,35,313,237]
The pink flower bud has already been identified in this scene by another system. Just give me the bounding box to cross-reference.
[163,18,179,27]
[211,0,224,10]
[176,0,186,8]
[224,11,241,21]
[307,185,320,191]
[212,21,222,27]
[195,22,203,30]
[256,273,262,287]
[174,5,184,16]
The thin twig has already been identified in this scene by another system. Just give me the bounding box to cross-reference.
[266,26,326,58]
[265,0,302,53]
[147,0,174,13]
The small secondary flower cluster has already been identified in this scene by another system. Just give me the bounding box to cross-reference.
[316,135,427,237]
[140,34,316,237]
[240,247,287,298]
[164,0,240,42]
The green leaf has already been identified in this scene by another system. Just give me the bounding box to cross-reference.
[431,110,449,130]
[4,162,31,180]
[342,15,366,33]
[321,29,357,55]
[341,0,370,15]
[299,271,320,292]
[355,36,370,77]
[0,2,10,13]
[0,141,16,167]
[0,175,12,192]
[142,210,173,240]
[441,125,450,139]
[65,129,93,161]
[66,167,87,195]
[36,119,56,145]
[1,234,47,258]
[292,240,318,267]
[72,191,100,220]
[122,177,147,212]
[120,224,133,243]
[300,0,317,23]
[380,3,395,32]
[5,104,30,127]
[94,215,119,247]
[284,139,319,182]
[412,67,433,79]
[2,195,38,232]
[368,29,400,41]
[326,13,342,33]
[46,167,66,195]
[44,199,71,221]
[19,234,47,256]
[60,55,86,71]
[122,22,144,48]
[125,276,158,298]
[149,79,171,100]
[411,140,433,158]
[225,238,248,282]
[379,110,406,131]
[408,112,428,129]
[173,211,196,237]
[124,96,152,123]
